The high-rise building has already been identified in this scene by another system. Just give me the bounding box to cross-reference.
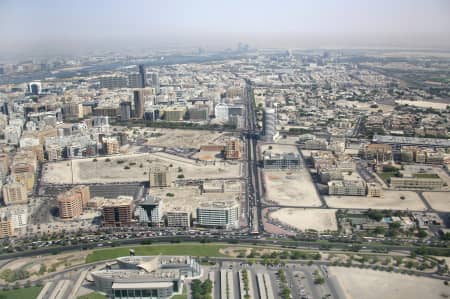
[263,108,278,142]
[57,185,90,219]
[0,216,14,238]
[63,103,84,119]
[133,90,145,119]
[225,140,241,160]
[28,81,42,95]
[151,72,160,94]
[2,183,28,205]
[149,166,171,187]
[136,195,164,227]
[196,201,239,229]
[162,107,186,121]
[127,73,141,88]
[103,137,120,155]
[166,208,191,228]
[139,64,147,88]
[99,76,128,89]
[119,101,132,121]
[214,103,229,121]
[57,192,83,219]
[102,197,134,227]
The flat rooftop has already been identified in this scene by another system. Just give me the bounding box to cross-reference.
[373,134,450,147]
[112,282,173,289]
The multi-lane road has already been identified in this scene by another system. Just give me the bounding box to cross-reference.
[244,80,264,234]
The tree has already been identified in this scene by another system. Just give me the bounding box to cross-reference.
[314,275,325,284]
[417,229,427,238]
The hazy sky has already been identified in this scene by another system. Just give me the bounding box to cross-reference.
[1,0,449,57]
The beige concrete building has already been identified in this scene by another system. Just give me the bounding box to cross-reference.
[390,177,443,190]
[0,217,14,238]
[367,183,382,197]
[328,180,366,196]
[57,185,90,219]
[103,137,120,155]
[149,166,171,188]
[10,163,35,193]
[102,197,134,227]
[225,140,241,160]
[166,208,191,228]
[2,182,28,205]
[163,107,186,121]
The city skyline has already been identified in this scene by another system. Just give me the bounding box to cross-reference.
[0,0,449,58]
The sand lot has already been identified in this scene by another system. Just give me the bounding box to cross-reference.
[325,191,426,211]
[261,144,321,207]
[423,192,450,212]
[329,267,449,299]
[123,127,231,149]
[269,208,337,231]
[395,100,448,110]
[42,152,241,184]
[263,170,322,207]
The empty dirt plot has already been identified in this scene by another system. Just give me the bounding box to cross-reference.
[325,191,426,211]
[269,208,337,231]
[423,192,450,212]
[263,170,321,207]
[42,152,241,184]
[329,267,449,299]
[124,127,229,149]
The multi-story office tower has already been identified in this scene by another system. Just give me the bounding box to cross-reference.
[136,195,164,227]
[127,73,141,88]
[328,180,367,196]
[2,183,28,205]
[99,76,128,89]
[390,177,443,189]
[149,165,171,187]
[166,208,191,228]
[214,103,229,121]
[57,192,83,219]
[162,107,186,121]
[151,72,160,94]
[62,102,84,119]
[28,81,42,95]
[0,216,14,238]
[119,101,132,121]
[224,140,241,160]
[103,137,120,155]
[102,197,134,227]
[263,152,301,170]
[196,201,239,229]
[57,185,90,219]
[263,108,278,142]
[139,64,147,88]
[133,90,145,119]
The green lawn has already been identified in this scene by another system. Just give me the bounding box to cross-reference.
[0,286,42,299]
[413,173,439,179]
[77,292,107,299]
[86,243,226,263]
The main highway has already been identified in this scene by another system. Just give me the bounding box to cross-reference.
[244,79,264,235]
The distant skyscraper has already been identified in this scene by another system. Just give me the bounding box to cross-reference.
[28,82,42,95]
[119,101,132,121]
[151,72,160,94]
[133,90,144,119]
[139,64,147,88]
